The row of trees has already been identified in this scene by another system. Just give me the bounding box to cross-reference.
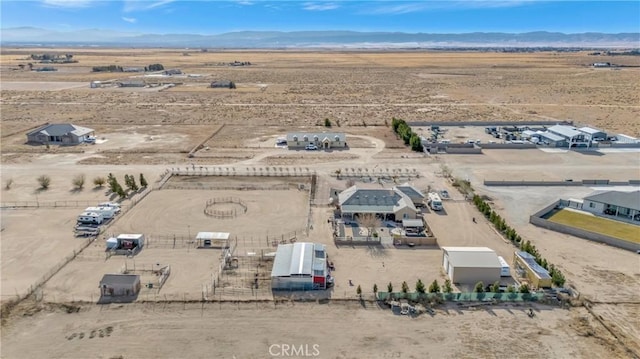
[391,118,423,152]
[24,173,147,195]
[107,173,148,199]
[472,194,566,287]
[360,279,531,299]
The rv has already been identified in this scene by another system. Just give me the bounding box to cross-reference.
[498,256,511,277]
[98,202,121,213]
[77,212,104,225]
[428,192,443,211]
[85,206,117,219]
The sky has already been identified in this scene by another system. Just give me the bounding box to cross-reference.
[1,1,639,34]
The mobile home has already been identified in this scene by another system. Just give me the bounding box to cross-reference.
[428,192,443,211]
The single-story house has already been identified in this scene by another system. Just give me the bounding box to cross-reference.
[441,247,502,286]
[271,242,330,291]
[583,190,640,220]
[338,186,419,222]
[26,123,95,145]
[286,132,347,150]
[99,274,141,297]
[513,251,552,288]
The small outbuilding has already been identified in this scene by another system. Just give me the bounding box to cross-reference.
[210,80,236,89]
[109,234,145,255]
[99,274,141,297]
[513,251,552,288]
[578,127,607,141]
[195,231,230,248]
[441,247,501,285]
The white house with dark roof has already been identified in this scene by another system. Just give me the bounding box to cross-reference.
[338,185,419,221]
[286,132,346,150]
[583,190,640,220]
[26,123,95,145]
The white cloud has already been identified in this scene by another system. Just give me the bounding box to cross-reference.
[122,16,137,23]
[366,1,532,15]
[303,2,340,11]
[236,0,254,5]
[123,0,175,13]
[41,0,97,8]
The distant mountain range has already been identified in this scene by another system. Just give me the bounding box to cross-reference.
[2,27,639,48]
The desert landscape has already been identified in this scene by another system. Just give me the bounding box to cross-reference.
[1,49,639,358]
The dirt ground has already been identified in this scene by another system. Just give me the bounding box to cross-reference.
[2,49,639,358]
[0,301,630,359]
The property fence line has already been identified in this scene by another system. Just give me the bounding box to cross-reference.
[485,179,640,187]
[188,124,225,158]
[1,200,127,209]
[163,183,292,191]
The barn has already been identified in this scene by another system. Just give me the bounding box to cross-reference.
[271,242,331,291]
[99,274,141,297]
[441,247,501,286]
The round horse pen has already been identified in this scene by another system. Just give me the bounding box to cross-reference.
[204,197,248,219]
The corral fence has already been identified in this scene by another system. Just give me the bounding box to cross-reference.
[204,197,247,219]
[2,235,96,307]
[0,200,129,209]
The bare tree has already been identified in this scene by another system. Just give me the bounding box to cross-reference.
[37,175,51,190]
[357,213,382,238]
[345,179,355,188]
[72,174,86,190]
[93,176,106,188]
[5,178,13,190]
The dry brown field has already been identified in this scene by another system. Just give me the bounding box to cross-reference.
[1,49,639,358]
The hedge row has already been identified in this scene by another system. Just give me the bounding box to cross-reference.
[391,118,422,152]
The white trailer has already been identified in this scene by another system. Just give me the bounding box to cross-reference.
[428,192,443,211]
[98,202,121,213]
[78,212,104,224]
[85,206,117,219]
[498,256,511,277]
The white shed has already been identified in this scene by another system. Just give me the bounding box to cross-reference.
[442,247,501,285]
[196,232,230,248]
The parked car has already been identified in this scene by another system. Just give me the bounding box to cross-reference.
[305,144,318,151]
[85,136,97,144]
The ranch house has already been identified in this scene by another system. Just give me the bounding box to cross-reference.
[26,123,95,145]
[286,132,347,150]
[337,185,419,222]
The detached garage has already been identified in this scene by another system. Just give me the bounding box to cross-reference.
[442,247,501,285]
[99,274,141,297]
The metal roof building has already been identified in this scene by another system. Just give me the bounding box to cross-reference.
[578,126,607,140]
[99,274,141,299]
[546,125,590,147]
[441,247,501,285]
[271,242,329,290]
[195,231,230,248]
[513,251,552,288]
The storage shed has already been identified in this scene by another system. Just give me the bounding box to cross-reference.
[99,274,141,297]
[441,247,501,285]
[196,231,230,248]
